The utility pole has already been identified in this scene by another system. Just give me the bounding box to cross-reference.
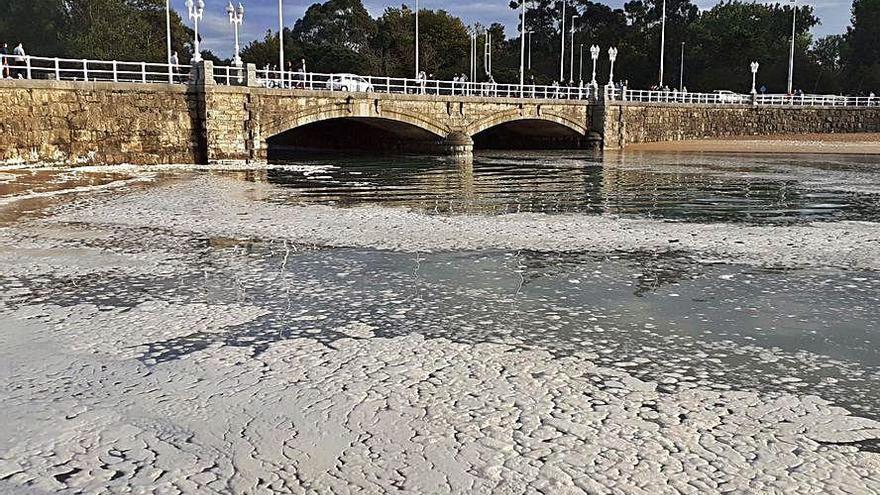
[559,0,566,82]
[526,31,532,69]
[166,0,172,82]
[279,0,284,86]
[415,0,420,79]
[569,14,578,84]
[787,0,797,94]
[579,43,583,83]
[519,0,527,92]
[659,0,666,86]
[485,33,492,75]
[679,42,684,90]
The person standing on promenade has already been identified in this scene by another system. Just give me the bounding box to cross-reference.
[170,51,180,82]
[0,43,8,78]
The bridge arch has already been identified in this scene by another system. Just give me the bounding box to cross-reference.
[259,103,454,158]
[467,111,589,137]
[468,111,591,150]
[260,104,451,141]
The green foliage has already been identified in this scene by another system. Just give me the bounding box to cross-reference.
[1,0,878,94]
[844,0,880,92]
[0,0,192,62]
[684,1,817,93]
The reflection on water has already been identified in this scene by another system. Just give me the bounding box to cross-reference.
[4,235,878,419]
[261,151,880,223]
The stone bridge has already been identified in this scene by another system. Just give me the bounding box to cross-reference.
[203,78,599,162]
[0,61,877,165]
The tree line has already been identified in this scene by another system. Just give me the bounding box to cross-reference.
[1,0,877,94]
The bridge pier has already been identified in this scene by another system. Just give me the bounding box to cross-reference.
[439,132,474,157]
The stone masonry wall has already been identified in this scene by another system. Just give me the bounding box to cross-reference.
[0,80,201,165]
[603,103,880,149]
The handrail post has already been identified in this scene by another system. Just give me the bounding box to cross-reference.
[142,62,147,83]
[112,60,118,82]
[54,58,60,80]
[82,59,88,81]
[25,56,31,79]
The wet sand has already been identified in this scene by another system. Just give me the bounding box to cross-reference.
[626,133,880,154]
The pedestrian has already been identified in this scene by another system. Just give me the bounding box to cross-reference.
[418,70,426,94]
[760,85,767,95]
[170,51,179,81]
[0,43,8,79]
[13,42,26,79]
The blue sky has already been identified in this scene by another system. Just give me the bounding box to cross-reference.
[180,0,853,57]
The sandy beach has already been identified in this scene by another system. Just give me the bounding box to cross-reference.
[626,133,880,154]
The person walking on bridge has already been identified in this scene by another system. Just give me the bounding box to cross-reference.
[12,43,25,79]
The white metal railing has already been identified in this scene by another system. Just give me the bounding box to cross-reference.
[212,64,247,86]
[0,54,194,84]
[254,68,598,100]
[2,54,876,107]
[606,86,880,107]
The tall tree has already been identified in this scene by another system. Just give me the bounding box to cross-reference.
[292,0,379,74]
[685,1,817,93]
[0,0,192,62]
[843,0,880,93]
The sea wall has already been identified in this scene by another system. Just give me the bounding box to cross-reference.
[0,79,202,165]
[603,103,880,149]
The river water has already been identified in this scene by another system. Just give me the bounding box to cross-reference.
[1,151,879,493]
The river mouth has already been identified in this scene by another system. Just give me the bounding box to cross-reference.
[1,153,879,492]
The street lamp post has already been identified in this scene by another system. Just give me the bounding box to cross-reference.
[166,0,173,82]
[185,0,205,62]
[519,0,527,93]
[278,0,284,86]
[485,33,492,76]
[415,0,420,79]
[569,14,579,84]
[679,41,684,91]
[579,43,584,83]
[469,28,476,84]
[659,0,666,87]
[607,46,618,87]
[526,31,532,70]
[590,44,599,88]
[750,61,760,95]
[227,2,245,67]
[787,0,796,94]
[559,0,566,82]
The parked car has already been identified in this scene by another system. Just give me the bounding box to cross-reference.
[713,90,748,104]
[326,74,374,92]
